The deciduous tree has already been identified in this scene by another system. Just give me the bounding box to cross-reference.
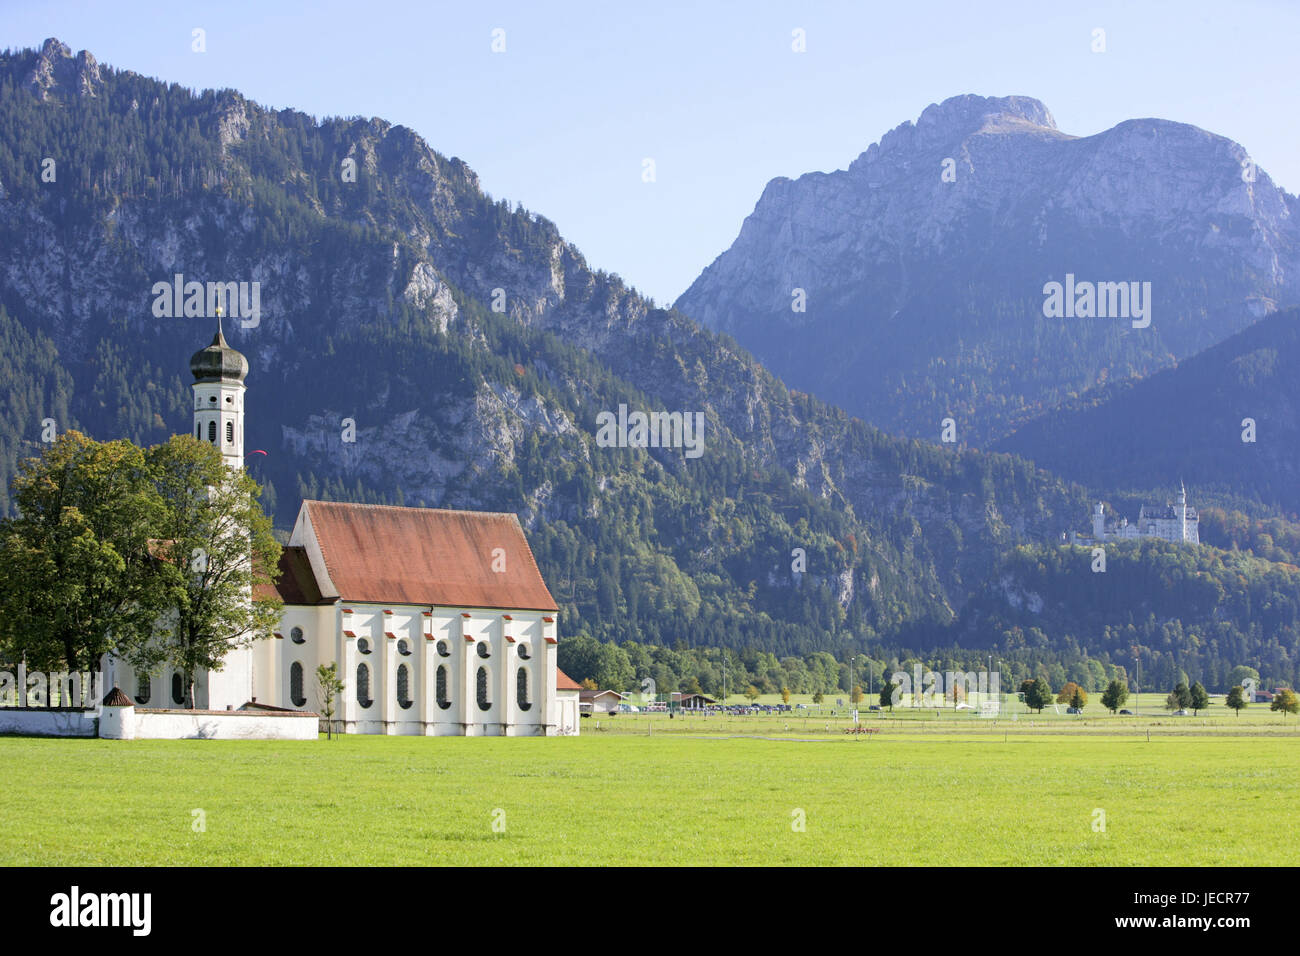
[1189,681,1210,716]
[1100,679,1128,714]
[0,432,168,673]
[1271,688,1298,717]
[145,436,282,708]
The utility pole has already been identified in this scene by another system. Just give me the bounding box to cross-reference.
[1133,647,1140,716]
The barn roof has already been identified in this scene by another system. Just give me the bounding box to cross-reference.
[301,500,558,612]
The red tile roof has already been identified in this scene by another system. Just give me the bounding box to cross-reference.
[303,501,558,612]
[555,668,581,691]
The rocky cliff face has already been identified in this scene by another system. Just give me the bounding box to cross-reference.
[0,43,1093,651]
[676,94,1300,444]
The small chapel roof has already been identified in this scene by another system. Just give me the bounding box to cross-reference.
[296,500,559,612]
[555,669,582,691]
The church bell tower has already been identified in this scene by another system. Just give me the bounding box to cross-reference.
[186,314,254,710]
[189,312,249,469]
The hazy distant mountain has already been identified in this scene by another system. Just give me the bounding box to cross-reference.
[998,307,1300,514]
[676,94,1300,445]
[0,40,1093,655]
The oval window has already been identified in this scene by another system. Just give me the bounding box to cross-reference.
[397,639,411,657]
[518,643,530,660]
[476,642,490,659]
[290,626,305,644]
[357,637,371,655]
[436,640,450,658]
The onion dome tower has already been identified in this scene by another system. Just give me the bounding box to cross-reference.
[190,310,248,470]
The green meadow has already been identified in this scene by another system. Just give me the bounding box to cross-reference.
[2,716,1297,866]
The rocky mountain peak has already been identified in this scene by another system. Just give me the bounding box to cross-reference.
[677,94,1300,446]
[25,37,103,101]
[852,94,1061,170]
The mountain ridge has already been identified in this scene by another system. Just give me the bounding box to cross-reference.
[676,93,1299,445]
[0,39,1096,657]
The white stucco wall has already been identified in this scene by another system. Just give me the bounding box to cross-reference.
[310,603,561,736]
[134,709,318,740]
[0,709,97,737]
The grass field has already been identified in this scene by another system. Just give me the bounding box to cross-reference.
[2,715,1297,866]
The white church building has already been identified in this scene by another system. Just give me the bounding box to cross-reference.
[113,324,580,736]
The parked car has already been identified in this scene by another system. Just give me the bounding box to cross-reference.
[1172,709,1189,716]
[1119,709,1133,715]
[1065,706,1080,714]
[868,705,881,711]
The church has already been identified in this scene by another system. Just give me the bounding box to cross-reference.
[116,324,580,736]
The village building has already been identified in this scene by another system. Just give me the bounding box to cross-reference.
[579,688,626,715]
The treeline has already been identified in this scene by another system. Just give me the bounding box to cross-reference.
[954,539,1300,691]
[553,632,1266,699]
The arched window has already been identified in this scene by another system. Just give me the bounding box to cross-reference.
[517,667,531,711]
[207,421,216,443]
[476,666,490,711]
[290,662,306,707]
[195,424,200,439]
[397,664,412,710]
[357,663,372,708]
[436,665,451,710]
[226,421,234,444]
[290,626,305,644]
[171,673,184,705]
[135,673,151,706]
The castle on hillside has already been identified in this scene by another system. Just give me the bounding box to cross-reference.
[1074,483,1199,546]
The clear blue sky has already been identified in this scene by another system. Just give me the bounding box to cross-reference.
[7,0,1300,306]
